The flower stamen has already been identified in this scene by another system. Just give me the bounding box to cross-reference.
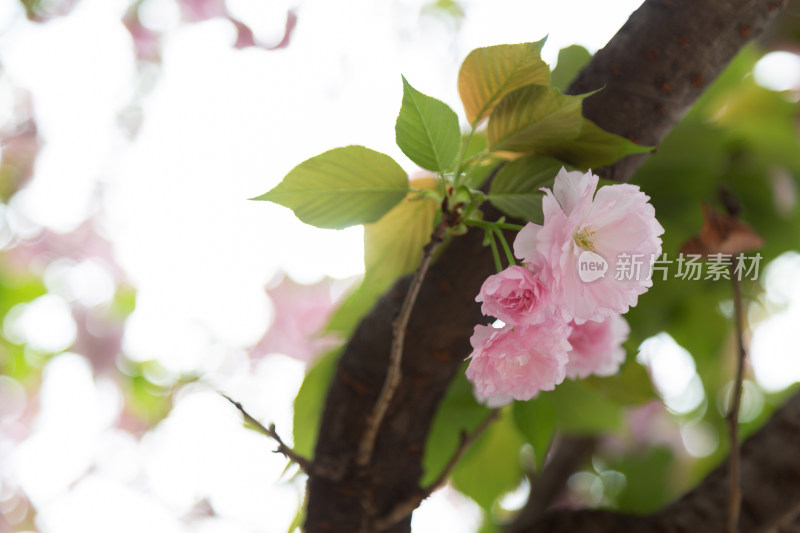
[573,227,596,251]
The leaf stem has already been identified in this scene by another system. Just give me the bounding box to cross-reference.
[356,217,451,467]
[465,219,514,273]
[487,230,503,272]
[496,222,524,231]
[494,227,516,267]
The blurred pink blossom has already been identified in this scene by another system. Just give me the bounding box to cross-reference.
[0,120,40,195]
[4,221,120,279]
[178,0,228,22]
[123,12,161,62]
[253,276,340,363]
[617,400,685,455]
[565,314,629,379]
[465,317,572,407]
[71,305,124,375]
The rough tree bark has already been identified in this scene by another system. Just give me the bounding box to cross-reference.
[567,0,788,182]
[305,0,789,531]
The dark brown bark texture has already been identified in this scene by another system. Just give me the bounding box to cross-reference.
[568,0,788,182]
[305,0,789,531]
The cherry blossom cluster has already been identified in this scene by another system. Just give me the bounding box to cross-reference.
[466,168,664,406]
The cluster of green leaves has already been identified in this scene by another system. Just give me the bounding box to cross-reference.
[256,39,650,334]
[254,40,648,231]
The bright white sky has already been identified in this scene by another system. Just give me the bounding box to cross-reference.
[2,0,799,531]
[0,0,646,376]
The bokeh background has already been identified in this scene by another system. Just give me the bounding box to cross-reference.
[1,0,800,531]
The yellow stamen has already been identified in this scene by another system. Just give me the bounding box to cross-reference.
[573,227,595,250]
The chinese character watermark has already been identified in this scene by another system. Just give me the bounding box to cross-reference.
[575,252,762,283]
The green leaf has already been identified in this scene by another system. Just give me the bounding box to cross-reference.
[451,409,525,510]
[583,361,657,406]
[613,447,675,513]
[463,132,488,161]
[550,45,592,92]
[458,39,550,126]
[252,146,409,229]
[487,85,587,153]
[396,76,461,172]
[488,155,561,222]
[546,119,653,170]
[512,395,557,470]
[292,350,339,457]
[460,133,496,190]
[325,281,376,334]
[364,178,439,280]
[550,379,624,434]
[326,178,439,334]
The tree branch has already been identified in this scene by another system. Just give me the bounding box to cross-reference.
[506,436,597,533]
[568,0,787,182]
[357,218,451,467]
[221,394,315,474]
[727,267,748,533]
[306,221,496,532]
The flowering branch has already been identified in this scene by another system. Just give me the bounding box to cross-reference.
[356,216,453,467]
[305,0,789,527]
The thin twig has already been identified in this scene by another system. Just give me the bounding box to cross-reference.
[356,218,451,467]
[727,266,747,533]
[221,393,315,474]
[374,409,501,530]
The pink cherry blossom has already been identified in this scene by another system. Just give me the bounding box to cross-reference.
[253,275,340,363]
[514,168,664,324]
[465,317,572,406]
[565,314,630,379]
[476,265,550,325]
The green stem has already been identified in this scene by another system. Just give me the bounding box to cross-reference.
[494,228,516,267]
[487,231,502,272]
[464,219,486,228]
